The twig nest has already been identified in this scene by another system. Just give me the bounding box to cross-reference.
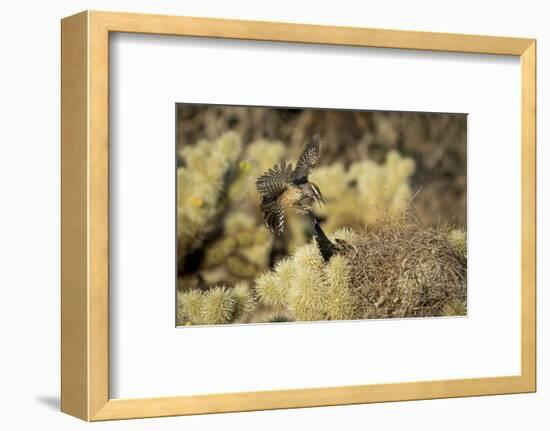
[347,221,466,318]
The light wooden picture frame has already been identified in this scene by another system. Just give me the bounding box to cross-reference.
[61,10,536,421]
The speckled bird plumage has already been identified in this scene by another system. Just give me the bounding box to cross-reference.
[256,134,324,234]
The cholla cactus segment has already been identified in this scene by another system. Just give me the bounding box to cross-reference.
[177,132,243,259]
[232,283,256,322]
[443,298,467,316]
[255,259,293,308]
[240,241,271,268]
[352,152,415,223]
[323,255,359,320]
[227,139,287,203]
[309,151,415,233]
[287,243,327,321]
[331,227,361,245]
[225,214,273,269]
[226,255,258,279]
[246,139,287,175]
[201,286,237,325]
[235,230,256,248]
[447,229,467,258]
[224,212,256,235]
[311,163,348,201]
[200,212,273,282]
[202,237,238,268]
[216,133,243,163]
[177,290,204,325]
[227,162,255,203]
[177,284,257,326]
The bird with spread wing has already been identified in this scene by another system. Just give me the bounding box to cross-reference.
[256,134,342,262]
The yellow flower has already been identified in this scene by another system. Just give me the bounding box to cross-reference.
[239,160,252,172]
[189,195,203,208]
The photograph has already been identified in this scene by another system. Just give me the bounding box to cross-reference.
[176,104,467,326]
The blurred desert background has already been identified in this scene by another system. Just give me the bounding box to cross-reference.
[176,105,467,326]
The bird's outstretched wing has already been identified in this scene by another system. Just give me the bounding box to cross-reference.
[255,161,293,197]
[292,134,322,184]
[256,161,293,234]
[260,196,285,234]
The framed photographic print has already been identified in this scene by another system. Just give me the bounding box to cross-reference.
[175,104,468,326]
[61,11,536,421]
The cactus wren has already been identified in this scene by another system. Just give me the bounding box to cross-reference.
[256,134,325,235]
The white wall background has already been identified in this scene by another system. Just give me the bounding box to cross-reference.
[0,0,546,429]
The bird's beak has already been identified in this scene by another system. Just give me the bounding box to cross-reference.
[317,194,326,206]
[309,183,325,207]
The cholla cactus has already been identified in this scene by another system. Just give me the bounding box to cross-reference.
[255,229,362,321]
[246,139,287,177]
[177,283,255,326]
[255,222,466,321]
[226,139,287,205]
[447,228,467,258]
[177,135,284,271]
[443,298,467,316]
[309,151,415,233]
[177,136,285,308]
[177,132,242,260]
[201,212,273,284]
